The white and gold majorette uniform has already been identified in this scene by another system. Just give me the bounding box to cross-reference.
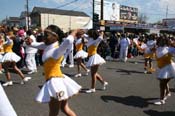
[1,37,21,63]
[141,40,156,59]
[86,37,106,67]
[74,38,88,59]
[155,47,175,79]
[32,38,81,103]
[0,84,17,116]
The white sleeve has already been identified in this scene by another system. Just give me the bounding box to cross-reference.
[4,38,12,45]
[93,36,102,46]
[141,43,147,49]
[127,38,131,45]
[30,35,37,42]
[31,42,46,50]
[53,38,72,59]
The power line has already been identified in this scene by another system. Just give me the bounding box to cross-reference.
[63,0,90,11]
[56,0,79,9]
[60,0,91,16]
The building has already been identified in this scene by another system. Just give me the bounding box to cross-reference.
[30,7,91,32]
[19,11,31,29]
[162,18,175,29]
[1,17,20,27]
[119,5,138,23]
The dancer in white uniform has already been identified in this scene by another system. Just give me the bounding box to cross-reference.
[136,38,156,74]
[153,36,175,105]
[85,29,108,93]
[2,31,31,86]
[74,30,89,77]
[26,25,81,116]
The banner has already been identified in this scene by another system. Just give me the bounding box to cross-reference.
[94,0,120,21]
[120,5,138,22]
[94,0,138,23]
[103,1,120,21]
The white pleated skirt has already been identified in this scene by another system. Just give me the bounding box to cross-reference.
[35,75,82,103]
[0,54,3,62]
[156,62,175,79]
[74,50,88,59]
[86,53,106,67]
[1,52,21,63]
[0,84,17,116]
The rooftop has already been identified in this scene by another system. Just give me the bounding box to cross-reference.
[32,7,90,17]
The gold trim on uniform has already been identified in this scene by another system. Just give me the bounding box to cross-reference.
[43,56,64,80]
[144,53,155,58]
[3,43,13,52]
[87,45,97,56]
[75,43,83,52]
[156,53,172,69]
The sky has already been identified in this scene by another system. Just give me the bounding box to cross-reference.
[0,0,175,23]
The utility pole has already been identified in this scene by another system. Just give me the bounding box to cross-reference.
[101,0,103,20]
[69,16,71,31]
[26,0,29,30]
[166,5,168,18]
[48,14,49,26]
[92,0,95,28]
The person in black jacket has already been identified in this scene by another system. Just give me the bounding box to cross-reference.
[108,32,118,58]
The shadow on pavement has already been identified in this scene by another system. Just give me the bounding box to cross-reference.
[64,73,76,77]
[144,109,175,116]
[116,69,145,75]
[101,95,157,108]
[128,61,144,64]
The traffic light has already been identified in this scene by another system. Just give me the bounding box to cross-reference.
[93,13,99,29]
[93,13,99,22]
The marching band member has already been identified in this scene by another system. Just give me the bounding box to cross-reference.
[74,30,89,77]
[26,25,81,116]
[134,35,156,74]
[153,36,175,105]
[2,31,31,86]
[85,29,108,93]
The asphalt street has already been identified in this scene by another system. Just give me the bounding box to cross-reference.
[1,56,175,116]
